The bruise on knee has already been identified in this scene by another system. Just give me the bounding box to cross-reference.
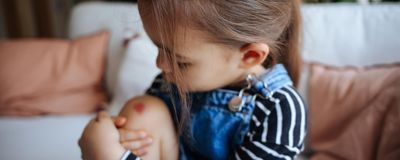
[118,96,171,129]
[121,96,168,115]
[132,102,145,113]
[119,99,147,119]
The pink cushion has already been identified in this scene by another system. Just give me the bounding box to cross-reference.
[0,31,110,116]
[308,63,400,160]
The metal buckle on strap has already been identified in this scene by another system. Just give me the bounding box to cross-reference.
[228,74,272,112]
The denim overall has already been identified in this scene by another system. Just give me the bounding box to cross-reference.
[147,64,293,160]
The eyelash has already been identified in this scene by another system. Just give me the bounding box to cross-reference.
[177,62,191,69]
[157,47,190,69]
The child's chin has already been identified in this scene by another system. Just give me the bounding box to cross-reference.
[187,85,218,93]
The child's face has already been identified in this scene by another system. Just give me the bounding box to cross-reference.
[141,16,246,92]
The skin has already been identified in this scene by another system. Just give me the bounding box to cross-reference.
[118,30,268,158]
[141,15,269,92]
[78,0,272,159]
[118,96,179,160]
[79,111,126,160]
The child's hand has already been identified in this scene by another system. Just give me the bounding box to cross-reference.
[79,111,126,160]
[112,116,153,157]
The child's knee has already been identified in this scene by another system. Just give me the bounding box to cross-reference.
[119,95,172,131]
[119,96,179,160]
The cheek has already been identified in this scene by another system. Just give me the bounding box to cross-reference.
[184,63,232,91]
[180,67,210,90]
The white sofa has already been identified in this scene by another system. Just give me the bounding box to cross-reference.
[0,2,399,160]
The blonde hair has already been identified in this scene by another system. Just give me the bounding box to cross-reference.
[139,0,302,131]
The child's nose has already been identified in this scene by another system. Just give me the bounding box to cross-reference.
[156,53,172,73]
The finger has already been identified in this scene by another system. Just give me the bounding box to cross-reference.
[96,111,110,122]
[132,148,149,157]
[122,137,152,151]
[112,116,127,128]
[122,141,142,150]
[119,129,148,141]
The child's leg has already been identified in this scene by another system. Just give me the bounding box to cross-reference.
[118,96,179,160]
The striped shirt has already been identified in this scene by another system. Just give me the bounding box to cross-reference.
[233,85,307,160]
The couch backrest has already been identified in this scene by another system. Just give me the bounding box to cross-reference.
[69,2,400,107]
[302,4,400,66]
[69,2,159,106]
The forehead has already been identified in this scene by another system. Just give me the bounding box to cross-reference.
[139,10,209,53]
[138,1,200,43]
[138,1,236,61]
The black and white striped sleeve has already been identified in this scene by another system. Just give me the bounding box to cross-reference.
[120,150,141,160]
[232,85,308,160]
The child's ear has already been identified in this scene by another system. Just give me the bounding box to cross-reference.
[239,43,269,69]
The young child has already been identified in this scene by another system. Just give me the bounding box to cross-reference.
[79,0,307,159]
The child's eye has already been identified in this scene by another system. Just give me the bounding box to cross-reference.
[177,62,191,69]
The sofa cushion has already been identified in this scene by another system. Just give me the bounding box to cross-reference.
[308,63,400,160]
[0,31,110,116]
